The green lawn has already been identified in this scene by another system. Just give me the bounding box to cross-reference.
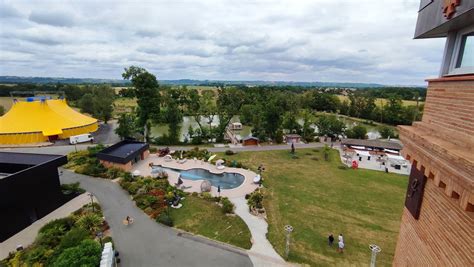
[170,195,252,249]
[219,149,407,266]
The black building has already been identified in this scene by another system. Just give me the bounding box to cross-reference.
[0,152,68,242]
[96,140,149,171]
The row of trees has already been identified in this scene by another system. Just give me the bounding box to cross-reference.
[114,66,420,144]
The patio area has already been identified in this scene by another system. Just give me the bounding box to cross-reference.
[132,154,259,198]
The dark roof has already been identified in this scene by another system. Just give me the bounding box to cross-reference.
[97,140,149,164]
[0,152,65,165]
[341,138,403,151]
[243,136,259,141]
[0,152,67,178]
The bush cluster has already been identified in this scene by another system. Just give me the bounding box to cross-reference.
[220,197,234,214]
[2,204,107,267]
[247,190,264,210]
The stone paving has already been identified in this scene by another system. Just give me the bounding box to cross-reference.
[0,193,93,260]
[132,154,259,198]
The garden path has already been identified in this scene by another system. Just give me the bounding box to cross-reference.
[59,170,253,267]
[231,196,288,267]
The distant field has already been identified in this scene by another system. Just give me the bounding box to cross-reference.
[0,97,13,111]
[337,95,422,107]
[113,97,137,115]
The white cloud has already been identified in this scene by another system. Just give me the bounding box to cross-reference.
[0,0,445,85]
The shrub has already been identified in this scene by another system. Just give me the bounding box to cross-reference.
[224,150,235,155]
[60,182,86,195]
[52,239,101,267]
[311,157,319,161]
[106,168,125,179]
[149,147,158,153]
[76,214,102,232]
[102,236,113,246]
[338,165,349,170]
[156,213,174,226]
[58,228,91,251]
[39,217,75,235]
[247,191,264,209]
[201,192,213,200]
[245,194,250,200]
[314,136,320,142]
[221,197,234,214]
[191,192,198,197]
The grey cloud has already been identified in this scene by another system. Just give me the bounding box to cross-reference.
[28,10,75,27]
[0,2,22,18]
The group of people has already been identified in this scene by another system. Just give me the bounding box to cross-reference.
[328,233,344,253]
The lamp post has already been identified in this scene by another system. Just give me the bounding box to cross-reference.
[88,193,95,212]
[369,244,381,267]
[284,225,293,260]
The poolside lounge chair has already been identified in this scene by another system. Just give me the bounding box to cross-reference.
[253,174,261,184]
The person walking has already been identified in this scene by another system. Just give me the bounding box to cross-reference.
[328,234,334,246]
[338,240,345,253]
[338,233,344,243]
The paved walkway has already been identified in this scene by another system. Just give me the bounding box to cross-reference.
[231,197,288,267]
[0,193,92,260]
[59,170,252,267]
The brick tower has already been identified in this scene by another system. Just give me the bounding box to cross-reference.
[393,1,473,266]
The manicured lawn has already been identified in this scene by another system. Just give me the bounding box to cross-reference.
[219,148,407,266]
[169,195,252,249]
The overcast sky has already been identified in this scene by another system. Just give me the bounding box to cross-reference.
[0,0,445,85]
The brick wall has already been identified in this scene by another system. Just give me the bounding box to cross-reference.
[99,160,132,172]
[394,178,473,266]
[393,76,474,266]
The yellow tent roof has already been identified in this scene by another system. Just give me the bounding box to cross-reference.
[0,99,98,136]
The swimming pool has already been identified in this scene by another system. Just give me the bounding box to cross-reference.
[154,167,245,189]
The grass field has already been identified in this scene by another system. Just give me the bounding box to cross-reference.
[0,96,13,111]
[169,195,252,249]
[219,149,407,266]
[337,95,422,107]
[113,97,137,115]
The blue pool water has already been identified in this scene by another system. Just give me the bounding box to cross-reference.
[154,167,245,189]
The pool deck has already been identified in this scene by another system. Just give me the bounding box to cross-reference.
[132,154,259,198]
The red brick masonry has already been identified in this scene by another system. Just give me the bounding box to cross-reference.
[393,75,474,266]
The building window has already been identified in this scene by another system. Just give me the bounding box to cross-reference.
[455,33,473,68]
[448,25,474,75]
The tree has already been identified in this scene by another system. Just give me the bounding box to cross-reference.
[215,88,245,142]
[115,113,137,139]
[316,114,345,138]
[122,66,160,141]
[310,92,340,112]
[78,94,95,115]
[78,86,115,123]
[379,126,395,139]
[300,110,315,142]
[52,240,101,267]
[346,125,367,139]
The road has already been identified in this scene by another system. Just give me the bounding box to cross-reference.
[60,171,252,267]
[1,143,325,156]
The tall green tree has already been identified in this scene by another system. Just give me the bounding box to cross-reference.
[122,66,160,141]
[115,112,137,139]
[215,88,245,142]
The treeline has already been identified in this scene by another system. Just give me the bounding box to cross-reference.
[357,87,426,101]
[115,67,420,145]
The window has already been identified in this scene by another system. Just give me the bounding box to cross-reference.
[448,25,474,75]
[455,33,473,68]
